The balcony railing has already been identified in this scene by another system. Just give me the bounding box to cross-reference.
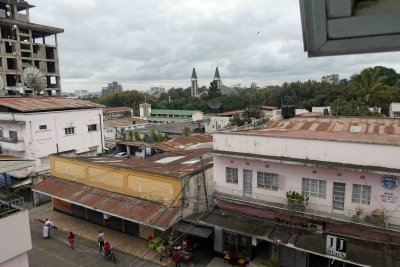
[212,185,400,232]
[0,137,22,143]
[0,189,24,218]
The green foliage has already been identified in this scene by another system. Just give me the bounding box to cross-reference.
[229,106,266,127]
[182,126,191,137]
[150,129,164,143]
[134,131,141,141]
[329,98,383,117]
[264,254,280,267]
[208,81,222,99]
[128,131,134,141]
[286,191,309,212]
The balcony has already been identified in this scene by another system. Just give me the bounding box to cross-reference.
[0,137,25,152]
[213,185,400,232]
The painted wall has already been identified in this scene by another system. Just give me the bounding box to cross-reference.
[214,132,400,170]
[0,210,32,264]
[50,156,182,207]
[214,155,400,225]
[205,116,230,134]
[0,253,29,267]
[0,108,104,172]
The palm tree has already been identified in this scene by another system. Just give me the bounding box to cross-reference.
[350,68,394,106]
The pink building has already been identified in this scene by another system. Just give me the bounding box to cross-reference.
[207,117,400,267]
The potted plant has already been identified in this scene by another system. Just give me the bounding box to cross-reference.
[370,209,386,226]
[286,191,309,212]
[355,207,363,218]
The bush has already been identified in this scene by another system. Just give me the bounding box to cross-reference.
[286,191,309,212]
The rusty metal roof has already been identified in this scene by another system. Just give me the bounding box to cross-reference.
[103,118,146,128]
[103,107,133,114]
[261,105,278,110]
[63,148,213,179]
[0,97,103,112]
[155,134,213,151]
[243,117,400,145]
[32,178,179,230]
[216,110,245,116]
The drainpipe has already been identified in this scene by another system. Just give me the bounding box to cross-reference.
[99,114,104,154]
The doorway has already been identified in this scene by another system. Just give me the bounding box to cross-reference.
[332,182,346,212]
[243,170,252,198]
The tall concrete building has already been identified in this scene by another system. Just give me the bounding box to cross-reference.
[190,67,198,97]
[0,0,64,96]
[213,67,222,90]
[102,81,122,96]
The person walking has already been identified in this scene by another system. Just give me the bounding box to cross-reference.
[98,230,105,252]
[173,247,181,267]
[44,219,54,238]
[67,232,75,249]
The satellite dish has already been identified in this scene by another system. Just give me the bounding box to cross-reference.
[22,66,47,93]
[208,99,222,110]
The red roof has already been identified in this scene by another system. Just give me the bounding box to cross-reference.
[0,97,103,112]
[33,178,179,230]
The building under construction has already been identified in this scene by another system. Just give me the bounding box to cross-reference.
[0,0,63,96]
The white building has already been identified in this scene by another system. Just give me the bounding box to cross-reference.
[209,117,400,266]
[0,97,104,175]
[389,103,400,118]
[74,90,90,99]
[103,118,147,140]
[205,110,243,134]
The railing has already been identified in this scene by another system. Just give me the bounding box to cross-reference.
[0,189,24,218]
[0,137,22,143]
[212,185,400,232]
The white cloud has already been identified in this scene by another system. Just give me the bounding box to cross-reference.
[29,0,400,92]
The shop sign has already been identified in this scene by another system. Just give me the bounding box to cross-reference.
[326,235,346,258]
[381,175,399,190]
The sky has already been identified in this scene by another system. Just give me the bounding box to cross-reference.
[29,0,400,93]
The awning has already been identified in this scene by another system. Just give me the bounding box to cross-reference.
[179,222,213,238]
[7,168,33,178]
[32,178,179,231]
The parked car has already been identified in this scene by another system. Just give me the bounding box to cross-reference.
[114,152,127,158]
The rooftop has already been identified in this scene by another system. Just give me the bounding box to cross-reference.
[104,107,133,113]
[103,118,146,128]
[56,148,212,179]
[261,105,278,111]
[155,134,212,151]
[216,110,244,116]
[151,109,202,116]
[241,117,400,145]
[0,97,103,113]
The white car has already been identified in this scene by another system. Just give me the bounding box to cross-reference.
[114,152,127,157]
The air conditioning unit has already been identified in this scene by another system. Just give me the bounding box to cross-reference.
[308,223,323,234]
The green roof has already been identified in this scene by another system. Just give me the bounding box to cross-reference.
[151,109,201,116]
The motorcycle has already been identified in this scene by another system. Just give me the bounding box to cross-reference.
[102,248,116,263]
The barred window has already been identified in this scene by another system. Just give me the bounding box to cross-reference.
[302,178,326,199]
[257,172,279,191]
[352,184,371,205]
[65,127,75,135]
[88,124,97,131]
[226,167,238,184]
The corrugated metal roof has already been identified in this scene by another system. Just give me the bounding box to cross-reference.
[178,222,213,238]
[0,97,103,112]
[32,178,179,230]
[61,148,213,179]
[216,110,245,116]
[244,117,400,145]
[103,118,146,128]
[151,109,201,116]
[104,107,133,113]
[156,134,213,151]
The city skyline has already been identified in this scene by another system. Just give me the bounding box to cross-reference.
[29,0,400,92]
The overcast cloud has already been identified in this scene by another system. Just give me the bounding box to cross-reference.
[30,0,400,93]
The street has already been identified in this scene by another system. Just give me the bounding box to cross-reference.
[28,215,162,267]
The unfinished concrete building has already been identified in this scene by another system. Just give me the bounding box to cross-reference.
[0,0,63,96]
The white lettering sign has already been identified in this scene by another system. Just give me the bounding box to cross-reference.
[326,235,347,258]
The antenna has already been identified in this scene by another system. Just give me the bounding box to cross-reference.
[22,66,47,94]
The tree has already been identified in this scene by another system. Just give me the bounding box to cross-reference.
[372,66,400,86]
[229,114,245,127]
[182,127,191,137]
[134,131,141,141]
[208,81,222,99]
[128,131,134,141]
[150,129,164,143]
[329,98,383,117]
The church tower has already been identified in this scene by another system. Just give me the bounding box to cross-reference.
[191,67,198,97]
[213,67,222,90]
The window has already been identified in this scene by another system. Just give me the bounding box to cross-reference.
[40,157,49,166]
[226,167,238,184]
[352,184,371,205]
[302,178,327,198]
[88,124,97,132]
[9,131,18,142]
[65,127,75,135]
[257,172,279,191]
[0,128,3,140]
[39,125,47,130]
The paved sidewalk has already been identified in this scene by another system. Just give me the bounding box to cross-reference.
[30,203,171,266]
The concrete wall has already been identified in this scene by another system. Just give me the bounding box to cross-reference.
[0,210,32,264]
[213,132,400,170]
[192,112,204,122]
[205,116,230,133]
[0,253,29,267]
[214,155,400,225]
[50,156,182,207]
[0,108,104,172]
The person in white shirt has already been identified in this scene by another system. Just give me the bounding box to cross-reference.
[44,219,54,238]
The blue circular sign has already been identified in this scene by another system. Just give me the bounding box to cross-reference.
[381,175,399,190]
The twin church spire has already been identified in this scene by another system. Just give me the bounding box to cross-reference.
[190,67,222,97]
